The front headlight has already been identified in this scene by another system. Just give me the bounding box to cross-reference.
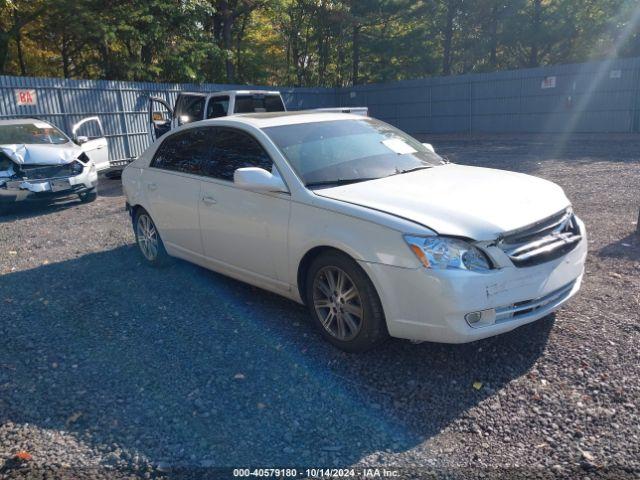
[70,160,84,175]
[404,235,492,272]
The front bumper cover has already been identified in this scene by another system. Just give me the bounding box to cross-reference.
[0,175,97,205]
[359,221,588,344]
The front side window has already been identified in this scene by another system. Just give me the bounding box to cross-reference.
[176,95,205,124]
[264,118,444,187]
[206,96,230,119]
[204,128,272,181]
[150,128,209,175]
[0,122,69,145]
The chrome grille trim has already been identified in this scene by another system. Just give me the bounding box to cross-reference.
[499,209,581,267]
[495,280,576,323]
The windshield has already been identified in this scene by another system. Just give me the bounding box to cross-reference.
[0,122,69,145]
[264,119,444,187]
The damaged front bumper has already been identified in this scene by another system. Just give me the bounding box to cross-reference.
[0,168,98,205]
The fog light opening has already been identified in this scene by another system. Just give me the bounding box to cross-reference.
[465,309,496,328]
[465,311,482,324]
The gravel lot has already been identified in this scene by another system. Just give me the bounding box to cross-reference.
[0,134,638,479]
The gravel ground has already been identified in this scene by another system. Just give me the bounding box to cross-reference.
[0,134,638,479]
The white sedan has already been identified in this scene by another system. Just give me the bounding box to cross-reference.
[122,112,587,352]
[0,117,110,213]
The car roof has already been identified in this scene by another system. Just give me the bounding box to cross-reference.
[199,111,367,129]
[178,90,282,97]
[0,118,53,126]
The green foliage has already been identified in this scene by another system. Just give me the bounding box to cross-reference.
[1,0,638,85]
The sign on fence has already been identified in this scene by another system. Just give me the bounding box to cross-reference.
[15,89,37,106]
[541,76,557,89]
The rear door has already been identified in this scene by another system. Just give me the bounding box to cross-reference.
[71,117,109,171]
[143,127,209,257]
[198,127,291,287]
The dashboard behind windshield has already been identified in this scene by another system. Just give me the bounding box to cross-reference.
[264,119,443,187]
[0,122,69,145]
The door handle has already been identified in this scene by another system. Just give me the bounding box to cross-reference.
[146,182,158,191]
[202,195,217,205]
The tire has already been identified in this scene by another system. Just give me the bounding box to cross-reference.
[133,208,171,267]
[78,189,97,203]
[305,251,388,352]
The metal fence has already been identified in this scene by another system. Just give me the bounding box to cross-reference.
[0,77,335,164]
[338,56,640,135]
[1,55,639,165]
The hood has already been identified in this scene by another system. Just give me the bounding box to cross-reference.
[0,142,81,166]
[314,164,571,240]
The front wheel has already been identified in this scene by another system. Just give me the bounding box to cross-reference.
[133,209,171,267]
[78,188,97,203]
[305,251,388,352]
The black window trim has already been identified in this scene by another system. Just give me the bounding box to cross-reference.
[149,125,290,194]
[149,126,209,177]
[202,125,291,195]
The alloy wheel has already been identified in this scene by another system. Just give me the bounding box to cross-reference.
[136,214,159,261]
[312,266,364,341]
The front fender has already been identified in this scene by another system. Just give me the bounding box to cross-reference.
[288,201,422,294]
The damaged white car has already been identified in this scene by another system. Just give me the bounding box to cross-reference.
[0,117,109,214]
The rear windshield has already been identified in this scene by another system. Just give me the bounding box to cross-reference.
[234,94,285,114]
[0,122,69,145]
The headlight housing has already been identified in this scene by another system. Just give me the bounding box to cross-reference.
[70,160,84,175]
[404,235,492,272]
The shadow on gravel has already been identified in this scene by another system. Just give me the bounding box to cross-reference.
[598,233,640,261]
[0,175,120,223]
[0,197,84,223]
[0,246,553,469]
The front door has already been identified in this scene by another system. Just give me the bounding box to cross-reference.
[197,127,291,287]
[148,96,173,141]
[71,117,109,171]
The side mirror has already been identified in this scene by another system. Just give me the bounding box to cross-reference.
[75,135,89,145]
[422,142,435,153]
[234,167,288,193]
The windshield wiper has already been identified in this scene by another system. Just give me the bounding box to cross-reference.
[306,178,379,188]
[391,165,433,176]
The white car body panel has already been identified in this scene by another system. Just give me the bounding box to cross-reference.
[313,164,570,240]
[198,177,291,287]
[72,116,110,172]
[0,142,83,165]
[122,113,586,344]
[80,137,109,172]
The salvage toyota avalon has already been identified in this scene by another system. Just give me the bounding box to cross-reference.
[122,112,587,352]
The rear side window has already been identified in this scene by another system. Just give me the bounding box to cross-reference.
[204,128,272,181]
[176,95,205,124]
[151,128,209,175]
[234,94,285,113]
[206,96,230,118]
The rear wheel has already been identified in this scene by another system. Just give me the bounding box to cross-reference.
[305,251,388,352]
[133,209,171,267]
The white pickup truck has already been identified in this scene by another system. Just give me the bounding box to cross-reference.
[148,90,367,140]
